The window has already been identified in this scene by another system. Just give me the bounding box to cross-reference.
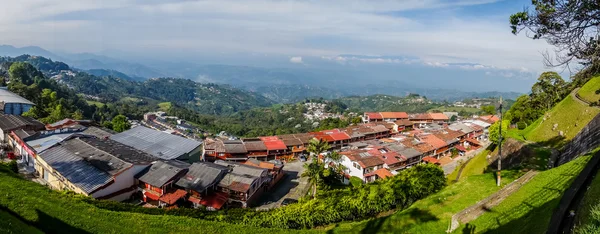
[353,162,361,170]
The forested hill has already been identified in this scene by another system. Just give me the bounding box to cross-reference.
[333,94,442,113]
[0,55,275,115]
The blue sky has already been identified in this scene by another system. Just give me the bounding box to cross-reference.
[0,0,558,92]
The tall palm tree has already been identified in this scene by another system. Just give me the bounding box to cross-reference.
[307,138,330,163]
[302,161,324,199]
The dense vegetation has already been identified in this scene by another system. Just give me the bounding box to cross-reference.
[333,94,441,113]
[2,55,274,116]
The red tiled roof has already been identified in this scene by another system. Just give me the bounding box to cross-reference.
[369,125,389,133]
[365,112,383,120]
[199,192,229,210]
[455,145,467,152]
[419,134,447,149]
[395,119,413,126]
[244,160,276,170]
[188,196,201,204]
[159,189,187,205]
[379,112,409,119]
[259,136,288,150]
[315,134,335,142]
[429,113,449,120]
[422,156,440,164]
[374,168,394,179]
[358,156,385,168]
[229,181,251,192]
[144,190,161,201]
[329,132,350,141]
[466,138,482,146]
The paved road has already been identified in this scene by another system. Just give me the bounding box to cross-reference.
[255,159,311,210]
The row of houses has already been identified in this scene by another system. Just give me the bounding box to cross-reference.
[0,115,284,209]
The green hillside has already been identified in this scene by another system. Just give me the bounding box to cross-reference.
[462,153,593,233]
[0,166,310,234]
[577,76,600,103]
[328,169,521,233]
[521,95,599,148]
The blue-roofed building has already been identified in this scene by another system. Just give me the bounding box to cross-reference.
[0,87,35,115]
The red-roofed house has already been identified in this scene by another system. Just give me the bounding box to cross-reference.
[259,136,288,160]
[338,150,386,183]
[379,112,409,122]
[422,156,440,165]
[394,119,414,132]
[417,134,450,158]
[373,168,394,179]
[409,113,434,128]
[429,113,450,123]
[363,112,384,123]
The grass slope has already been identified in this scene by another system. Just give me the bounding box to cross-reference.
[524,95,599,148]
[461,155,592,234]
[328,170,521,234]
[0,167,313,234]
[574,148,600,232]
[578,76,600,103]
[0,209,43,234]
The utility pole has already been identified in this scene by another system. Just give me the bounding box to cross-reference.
[497,96,503,187]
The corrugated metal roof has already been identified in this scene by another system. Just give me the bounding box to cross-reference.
[60,138,132,175]
[25,133,76,153]
[82,126,115,139]
[137,160,190,188]
[214,160,267,178]
[0,114,44,131]
[110,126,201,160]
[175,162,229,192]
[39,146,113,194]
[0,88,34,105]
[77,137,156,165]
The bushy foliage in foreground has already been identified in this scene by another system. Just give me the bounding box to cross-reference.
[87,164,446,229]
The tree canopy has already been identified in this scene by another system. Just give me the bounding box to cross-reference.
[510,0,600,67]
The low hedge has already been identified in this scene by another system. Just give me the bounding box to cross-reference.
[84,164,446,229]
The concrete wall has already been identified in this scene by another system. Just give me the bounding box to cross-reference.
[91,164,149,201]
[341,155,364,180]
[558,113,600,166]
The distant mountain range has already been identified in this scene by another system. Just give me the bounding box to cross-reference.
[0,44,524,102]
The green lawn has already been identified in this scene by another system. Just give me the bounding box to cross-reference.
[158,102,173,111]
[0,167,313,234]
[0,209,42,234]
[524,95,600,148]
[86,100,105,108]
[460,155,592,234]
[328,170,521,234]
[574,148,600,232]
[578,76,600,103]
[429,106,481,114]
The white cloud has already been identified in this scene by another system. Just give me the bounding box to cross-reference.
[0,0,551,74]
[290,56,303,64]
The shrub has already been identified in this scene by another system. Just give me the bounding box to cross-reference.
[517,122,527,130]
[349,176,363,188]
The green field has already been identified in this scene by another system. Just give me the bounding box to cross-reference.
[462,155,592,233]
[85,100,105,108]
[158,102,172,111]
[578,76,600,103]
[328,170,520,233]
[523,95,600,148]
[0,166,312,234]
[428,106,481,114]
